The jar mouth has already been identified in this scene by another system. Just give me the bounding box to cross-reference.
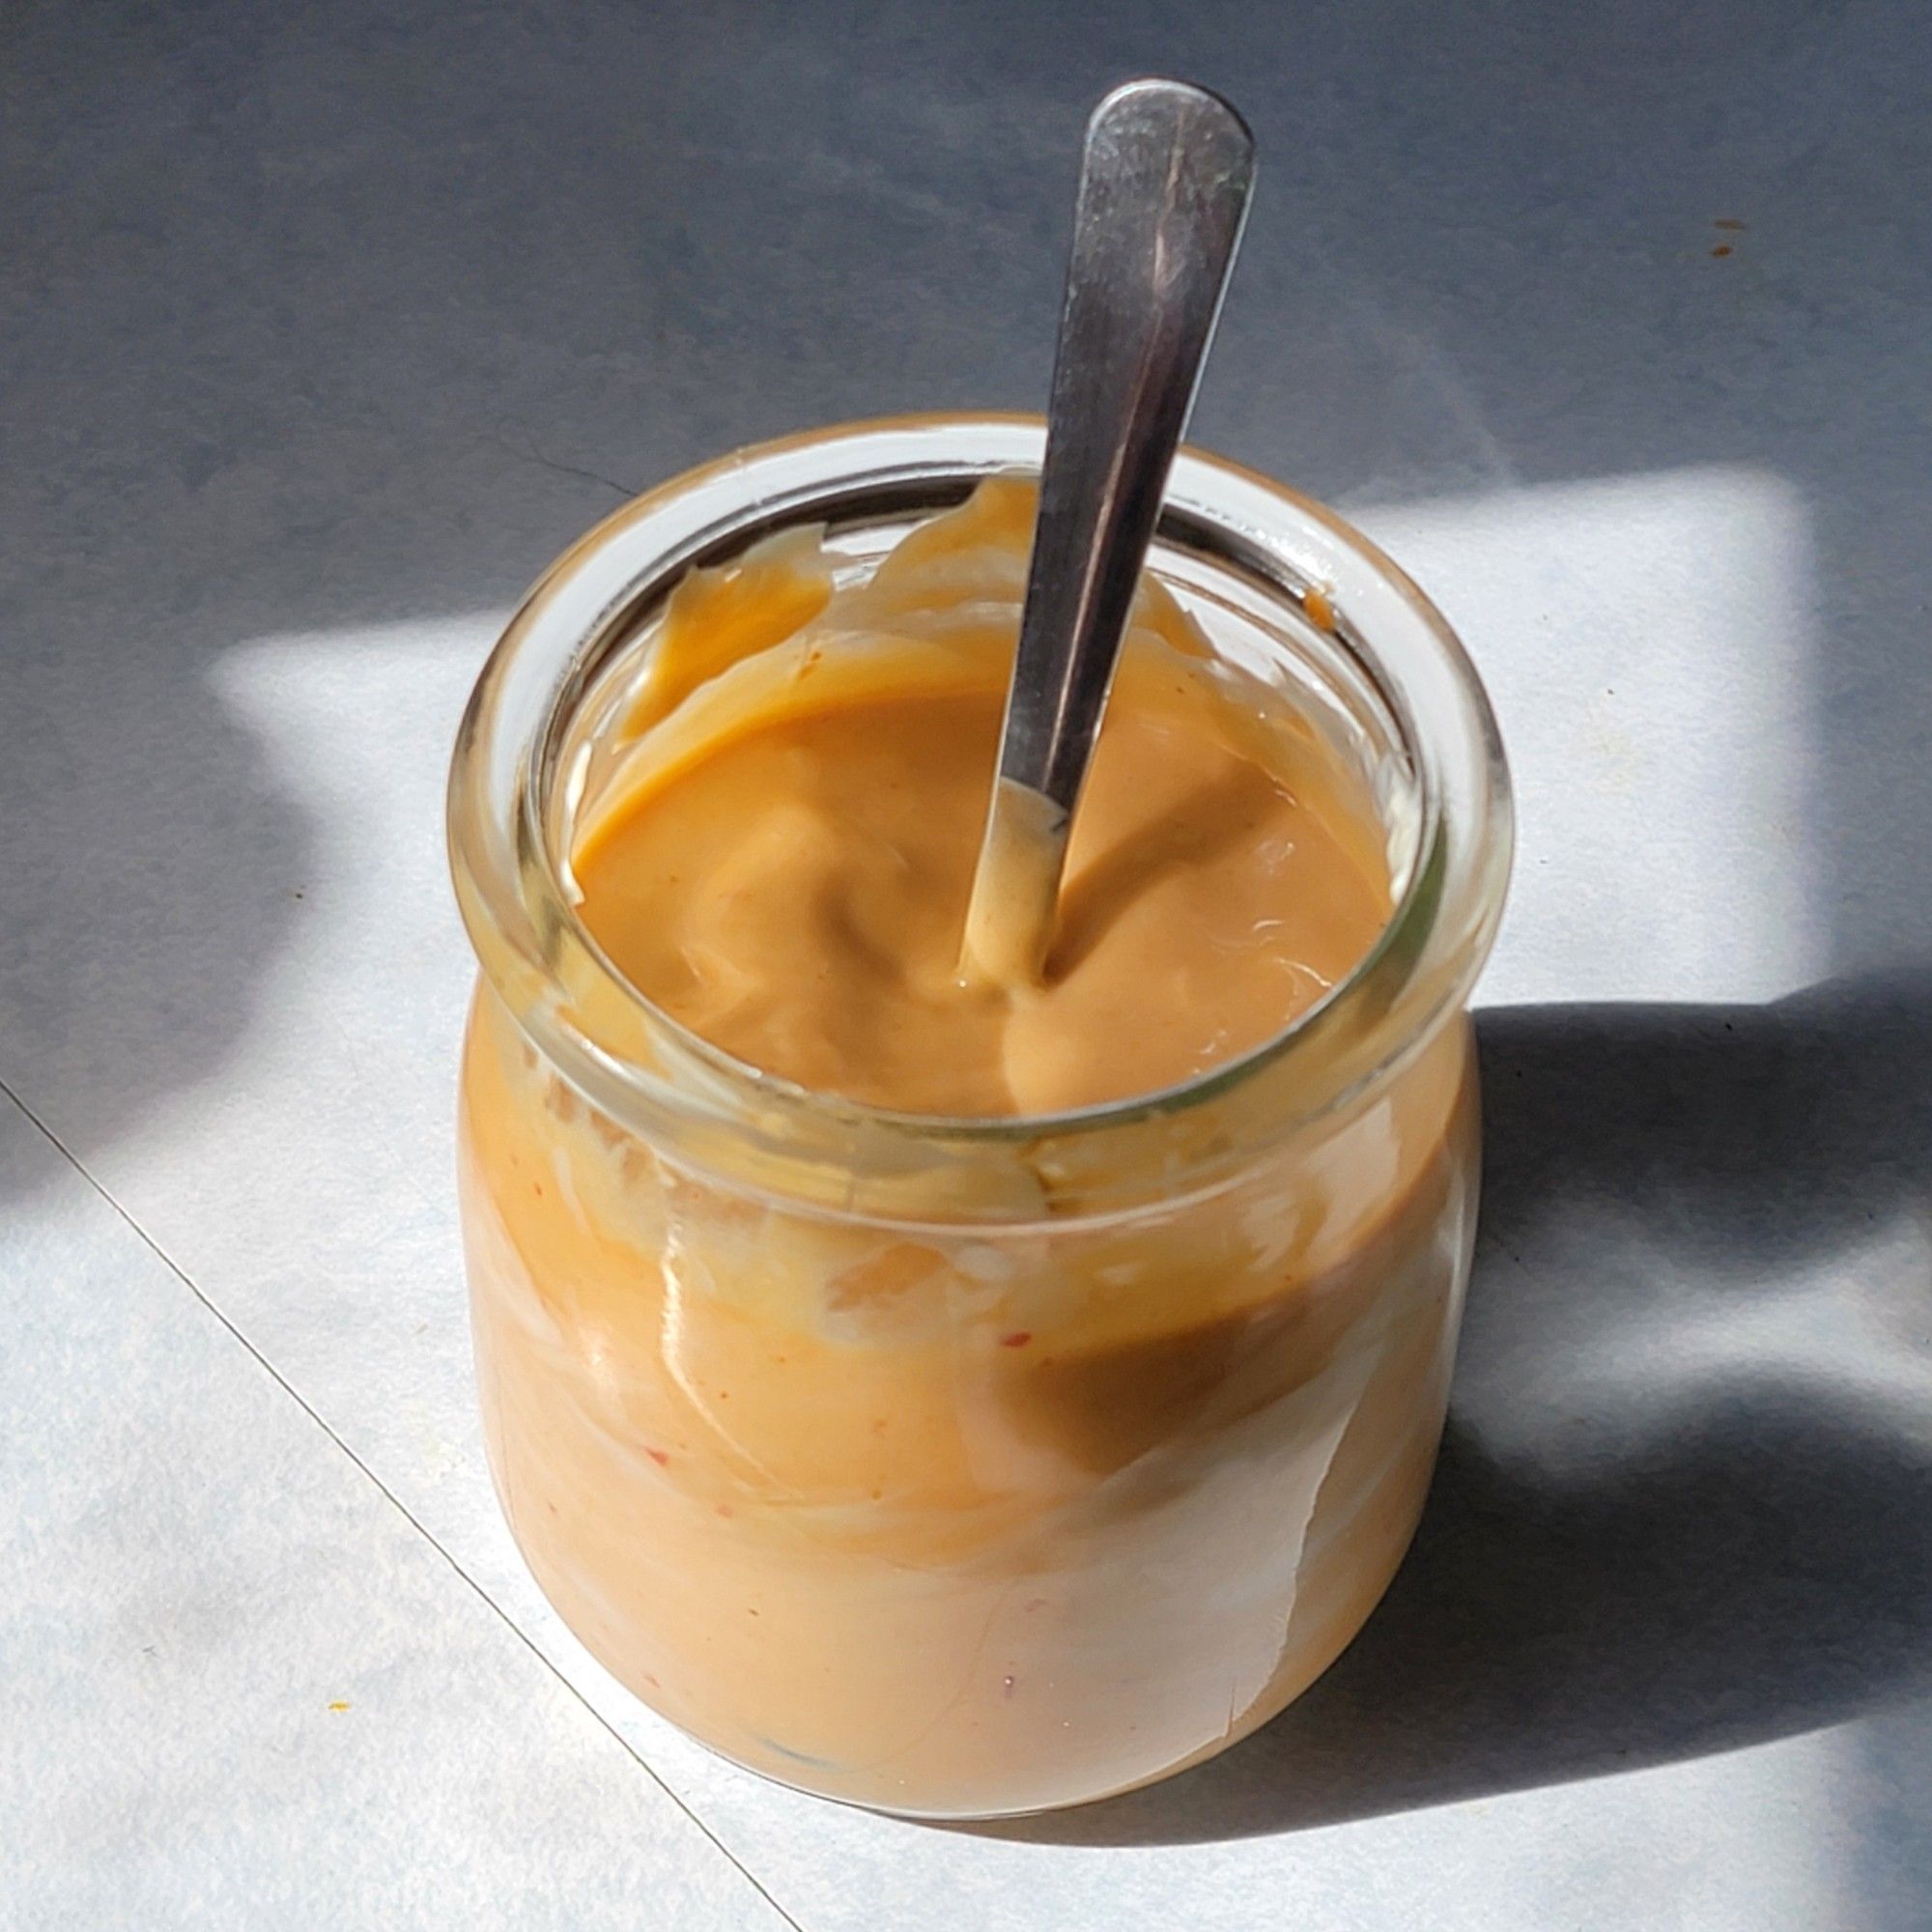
[450,415,1513,1208]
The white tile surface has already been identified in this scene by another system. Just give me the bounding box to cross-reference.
[1361,467,1825,1006]
[5,2,1932,1926]
[0,1096,792,1932]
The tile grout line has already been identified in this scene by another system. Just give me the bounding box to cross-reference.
[0,1075,809,1932]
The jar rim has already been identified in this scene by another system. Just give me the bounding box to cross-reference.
[448,414,1513,1213]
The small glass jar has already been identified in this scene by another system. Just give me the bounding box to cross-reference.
[447,416,1512,1819]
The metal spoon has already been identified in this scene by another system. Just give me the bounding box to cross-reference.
[959,78,1255,987]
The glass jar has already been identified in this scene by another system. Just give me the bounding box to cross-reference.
[447,415,1512,1819]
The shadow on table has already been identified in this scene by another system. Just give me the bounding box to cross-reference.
[974,972,1932,1845]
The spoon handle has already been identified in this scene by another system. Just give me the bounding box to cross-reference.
[963,79,1255,985]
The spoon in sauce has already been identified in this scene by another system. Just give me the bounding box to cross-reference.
[959,78,1256,988]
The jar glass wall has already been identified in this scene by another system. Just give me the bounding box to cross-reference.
[447,416,1513,1818]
